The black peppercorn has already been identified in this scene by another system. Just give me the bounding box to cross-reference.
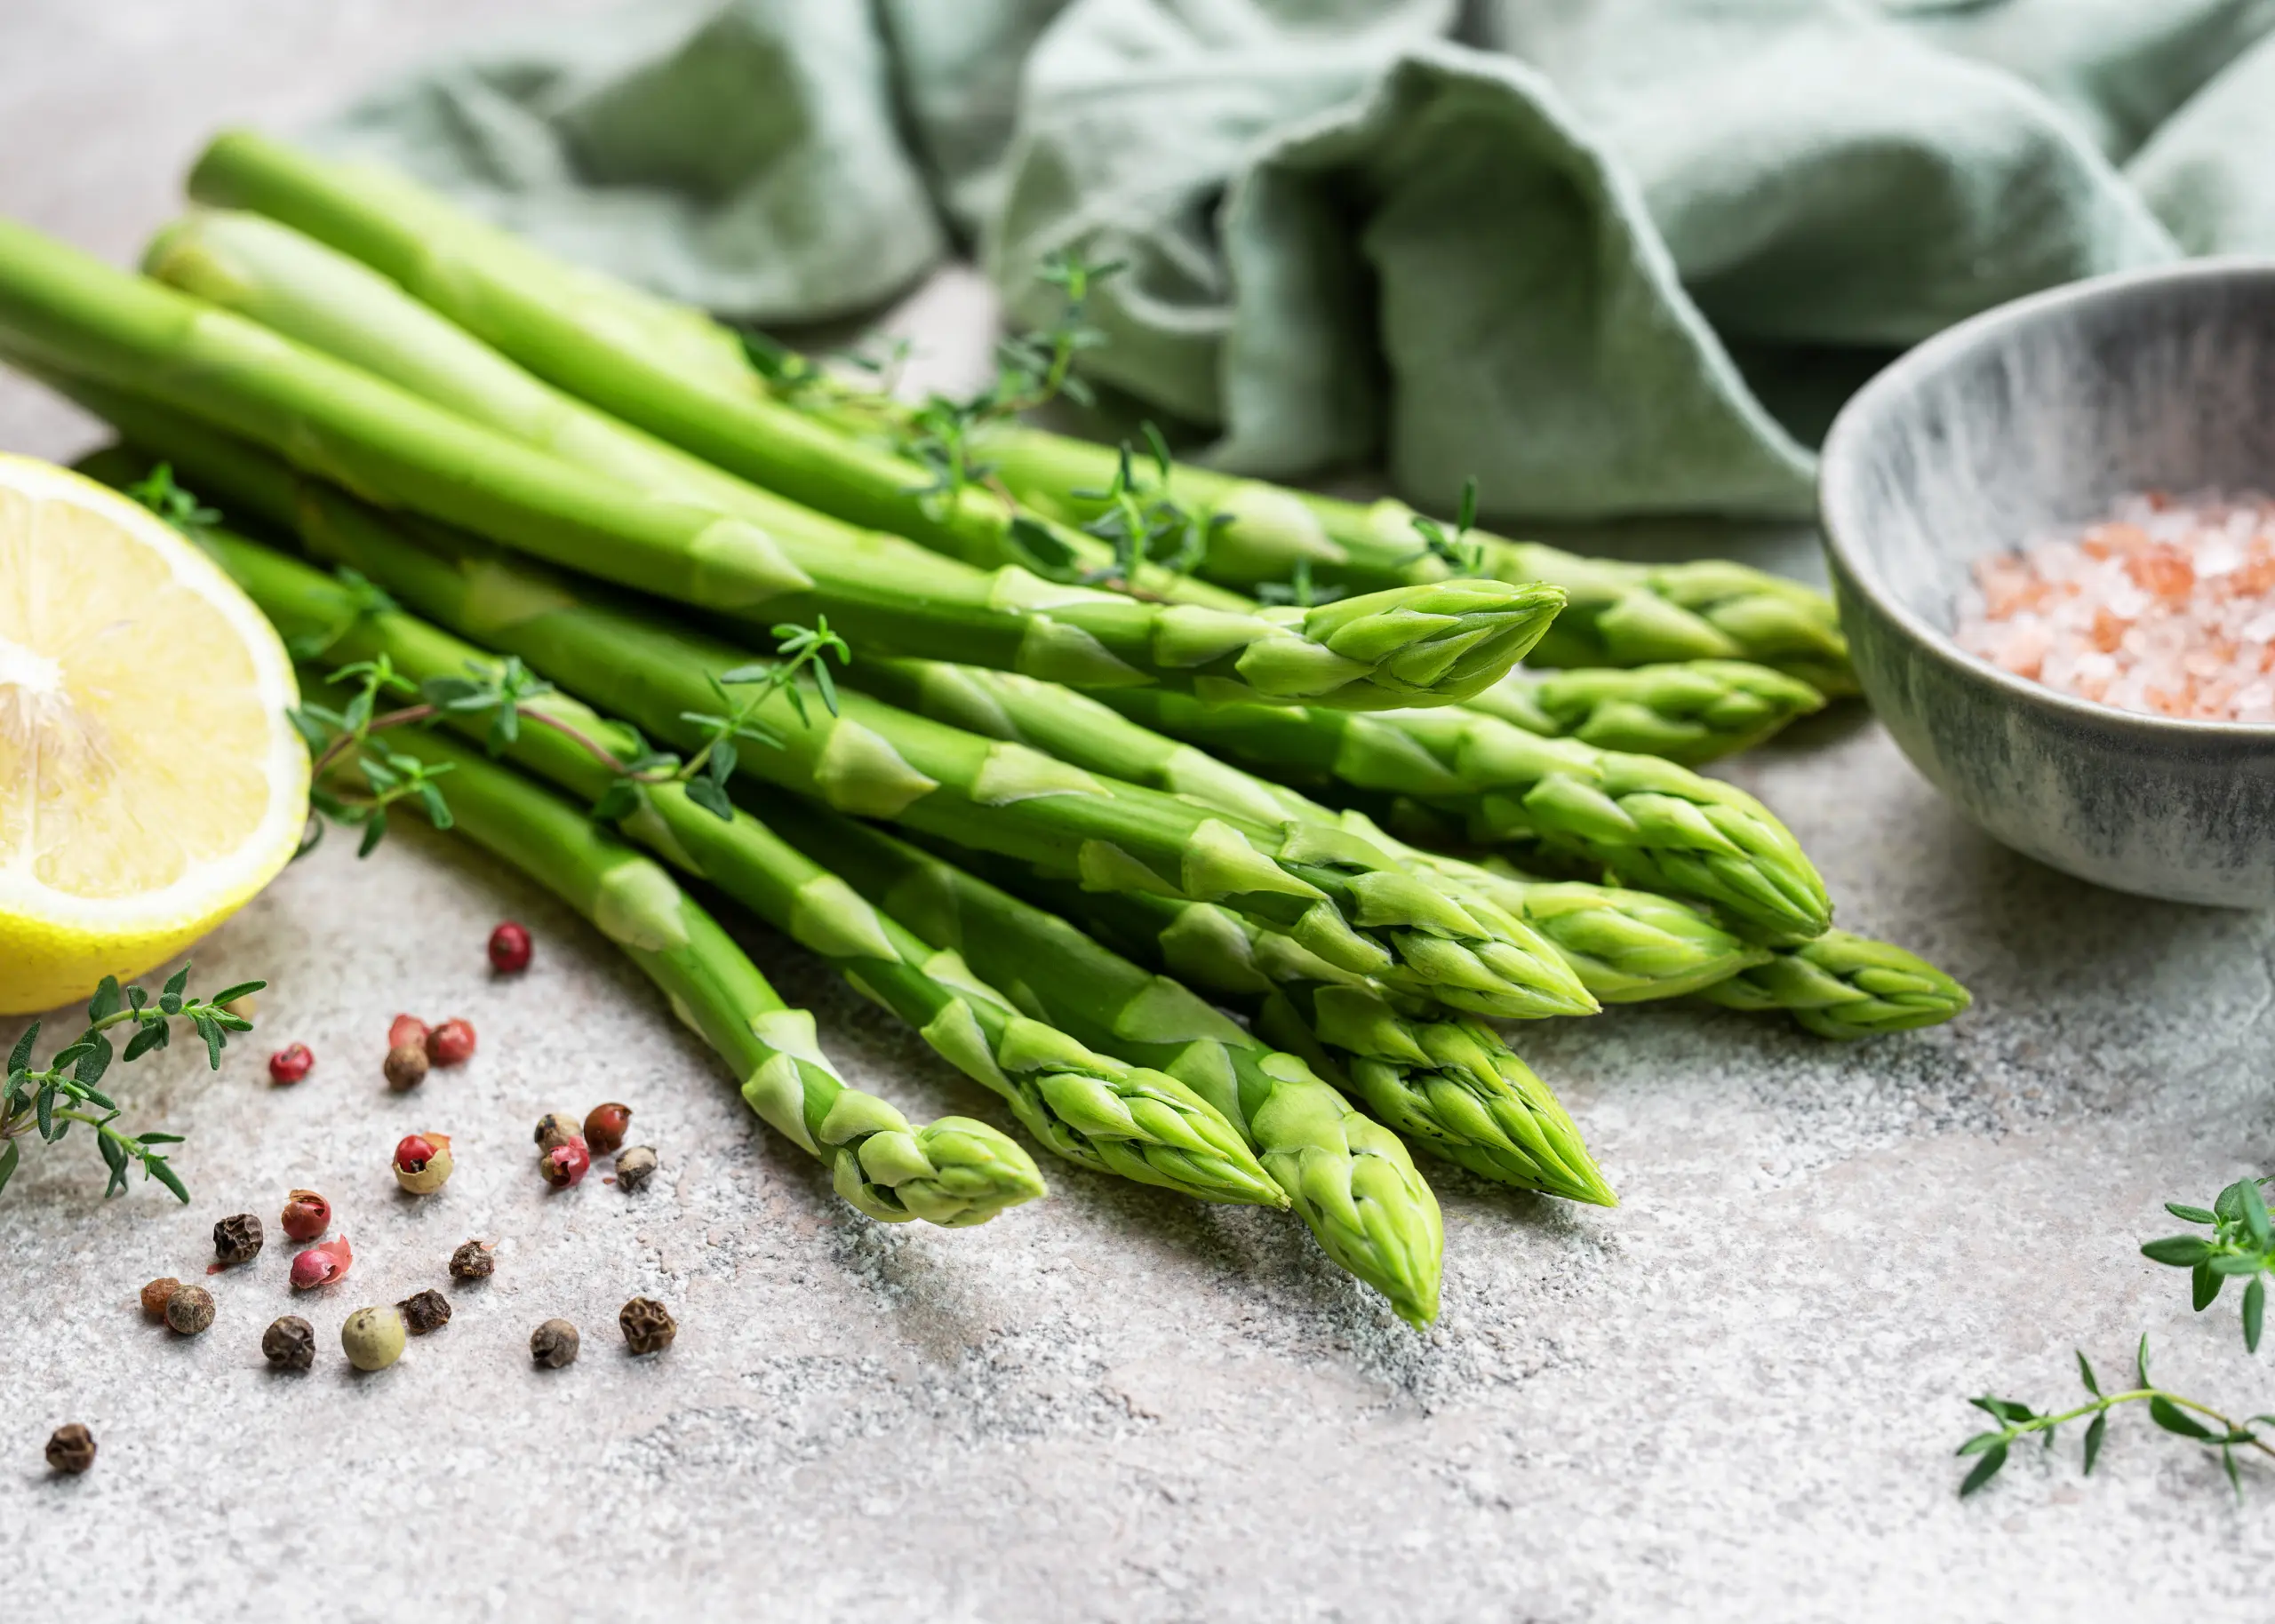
[619,1297,676,1355]
[398,1289,451,1335]
[531,1318,579,1368]
[449,1239,494,1281]
[262,1316,316,1371]
[213,1213,264,1266]
[45,1423,95,1474]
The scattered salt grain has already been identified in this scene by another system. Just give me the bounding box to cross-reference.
[1955,490,2275,721]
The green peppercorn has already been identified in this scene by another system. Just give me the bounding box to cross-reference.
[530,1318,579,1368]
[213,1213,263,1266]
[164,1284,215,1336]
[262,1316,316,1371]
[532,1112,581,1152]
[619,1297,676,1356]
[340,1306,407,1371]
[398,1289,451,1335]
[45,1423,95,1474]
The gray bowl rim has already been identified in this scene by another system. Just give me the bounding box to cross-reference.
[1819,253,2275,744]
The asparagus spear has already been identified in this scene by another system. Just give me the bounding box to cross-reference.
[752,800,1448,1322]
[1462,661,1825,765]
[140,206,1241,612]
[1690,929,1973,1039]
[202,520,1288,1212]
[980,426,1856,694]
[0,221,1561,712]
[289,705,1048,1227]
[1084,684,1831,946]
[80,398,1578,1022]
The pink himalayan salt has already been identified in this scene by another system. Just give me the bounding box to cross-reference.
[1954,490,2275,722]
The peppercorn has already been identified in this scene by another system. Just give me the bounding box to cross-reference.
[619,1297,676,1356]
[398,1288,451,1335]
[533,1112,582,1152]
[425,1017,476,1068]
[387,1014,429,1050]
[539,1140,590,1190]
[449,1239,495,1280]
[393,1131,455,1195]
[262,1316,316,1371]
[583,1103,632,1158]
[213,1213,263,1266]
[340,1305,407,1372]
[489,920,532,975]
[164,1284,215,1336]
[289,1233,354,1291]
[614,1145,659,1192]
[140,1277,181,1318]
[383,1042,429,1093]
[280,1189,331,1243]
[267,1043,314,1086]
[530,1318,579,1368]
[44,1423,95,1475]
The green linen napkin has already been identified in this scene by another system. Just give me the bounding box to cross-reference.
[310,0,2275,522]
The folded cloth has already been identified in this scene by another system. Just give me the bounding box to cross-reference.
[311,0,2275,522]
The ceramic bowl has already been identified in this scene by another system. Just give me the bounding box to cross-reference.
[1819,259,2275,906]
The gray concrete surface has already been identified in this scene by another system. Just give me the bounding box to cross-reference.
[6,6,2275,1620]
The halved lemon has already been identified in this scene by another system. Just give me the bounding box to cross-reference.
[0,455,307,1015]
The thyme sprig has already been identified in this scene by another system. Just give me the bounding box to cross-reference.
[2143,1176,2275,1351]
[1073,424,1231,590]
[291,618,849,853]
[899,249,1123,519]
[124,461,220,553]
[1402,476,1484,577]
[1956,1336,2275,1499]
[1,965,262,1204]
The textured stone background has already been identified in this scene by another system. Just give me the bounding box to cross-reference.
[5,5,2274,1620]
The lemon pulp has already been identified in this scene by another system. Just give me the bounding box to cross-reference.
[0,455,306,1015]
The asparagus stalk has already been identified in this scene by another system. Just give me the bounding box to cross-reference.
[289,705,1047,1227]
[201,520,1287,1212]
[1083,684,1831,946]
[981,426,1856,694]
[752,800,1447,1322]
[0,221,1561,712]
[140,206,1241,611]
[82,400,1579,1025]
[1462,661,1825,765]
[180,131,1152,598]
[1690,929,1974,1039]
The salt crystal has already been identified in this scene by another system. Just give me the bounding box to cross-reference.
[1960,491,2275,721]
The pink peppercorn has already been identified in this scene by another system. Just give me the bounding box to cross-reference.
[289,1233,353,1291]
[426,1018,476,1068]
[280,1189,331,1243]
[539,1140,590,1190]
[489,921,532,975]
[267,1044,314,1086]
[387,1014,429,1051]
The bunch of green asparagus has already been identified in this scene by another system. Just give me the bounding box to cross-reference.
[0,130,1969,1328]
